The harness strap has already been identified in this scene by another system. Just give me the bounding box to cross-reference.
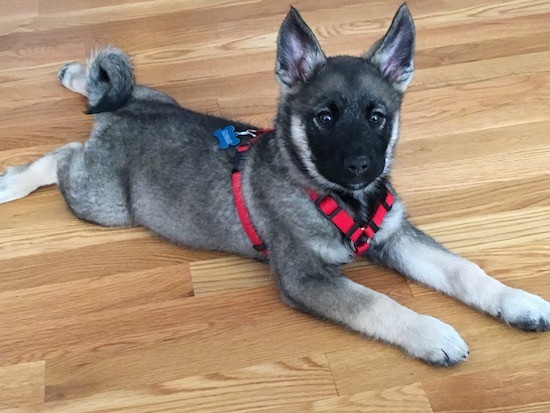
[231,130,274,256]
[308,186,394,255]
[232,170,268,255]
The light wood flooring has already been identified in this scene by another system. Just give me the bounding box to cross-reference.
[1,0,549,411]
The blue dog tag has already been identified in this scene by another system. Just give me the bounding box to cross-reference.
[214,125,240,149]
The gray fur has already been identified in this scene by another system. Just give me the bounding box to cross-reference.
[1,4,549,366]
[85,47,135,113]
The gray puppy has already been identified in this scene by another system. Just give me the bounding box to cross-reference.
[1,5,549,366]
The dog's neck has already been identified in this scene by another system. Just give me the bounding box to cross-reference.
[262,128,390,224]
[333,178,389,224]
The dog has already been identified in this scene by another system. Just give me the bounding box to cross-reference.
[1,4,549,366]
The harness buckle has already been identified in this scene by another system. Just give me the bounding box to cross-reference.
[351,236,370,253]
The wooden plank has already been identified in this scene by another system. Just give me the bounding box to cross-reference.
[0,211,152,261]
[19,355,336,413]
[0,0,38,19]
[0,264,192,324]
[0,361,45,407]
[191,256,272,295]
[252,382,433,413]
[415,30,550,70]
[0,237,221,292]
[418,206,550,253]
[423,364,550,412]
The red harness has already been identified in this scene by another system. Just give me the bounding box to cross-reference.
[231,130,394,257]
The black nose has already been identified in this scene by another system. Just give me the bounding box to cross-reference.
[345,155,369,175]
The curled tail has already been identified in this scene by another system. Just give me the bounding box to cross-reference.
[85,47,135,114]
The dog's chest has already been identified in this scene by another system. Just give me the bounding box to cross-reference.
[305,194,405,264]
[308,233,355,264]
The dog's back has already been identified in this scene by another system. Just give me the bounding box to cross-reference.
[60,48,270,255]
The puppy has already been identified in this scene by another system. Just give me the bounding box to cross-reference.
[1,4,549,366]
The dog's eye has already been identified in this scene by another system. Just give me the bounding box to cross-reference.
[317,111,334,126]
[368,111,385,127]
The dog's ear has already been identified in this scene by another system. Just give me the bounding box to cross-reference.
[364,4,415,92]
[276,7,326,88]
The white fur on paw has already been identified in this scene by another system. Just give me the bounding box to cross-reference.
[58,62,87,95]
[497,288,550,332]
[0,166,34,204]
[405,315,469,366]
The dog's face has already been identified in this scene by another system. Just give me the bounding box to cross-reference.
[276,5,415,192]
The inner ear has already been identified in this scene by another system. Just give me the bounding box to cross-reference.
[276,7,326,88]
[364,4,415,92]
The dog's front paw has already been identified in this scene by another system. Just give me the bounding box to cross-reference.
[496,288,550,332]
[405,315,469,367]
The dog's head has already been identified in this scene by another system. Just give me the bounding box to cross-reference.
[275,4,414,192]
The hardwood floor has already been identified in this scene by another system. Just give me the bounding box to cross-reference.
[1,0,549,411]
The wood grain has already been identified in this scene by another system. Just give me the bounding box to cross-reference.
[0,362,45,408]
[1,0,549,411]
[11,355,336,413]
[253,383,433,413]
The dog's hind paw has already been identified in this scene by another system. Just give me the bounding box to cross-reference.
[405,315,469,367]
[0,165,30,204]
[496,288,550,332]
[58,62,87,95]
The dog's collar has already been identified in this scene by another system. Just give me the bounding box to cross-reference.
[230,129,394,257]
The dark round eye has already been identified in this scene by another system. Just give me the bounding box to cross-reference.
[317,111,334,126]
[368,111,385,127]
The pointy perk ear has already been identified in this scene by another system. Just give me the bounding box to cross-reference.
[364,4,415,92]
[276,7,326,88]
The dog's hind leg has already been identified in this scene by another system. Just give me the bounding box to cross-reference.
[0,143,82,204]
[56,141,133,227]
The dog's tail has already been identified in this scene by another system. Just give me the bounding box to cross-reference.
[85,47,135,114]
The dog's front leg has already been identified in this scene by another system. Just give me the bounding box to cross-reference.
[370,220,550,332]
[269,247,468,366]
